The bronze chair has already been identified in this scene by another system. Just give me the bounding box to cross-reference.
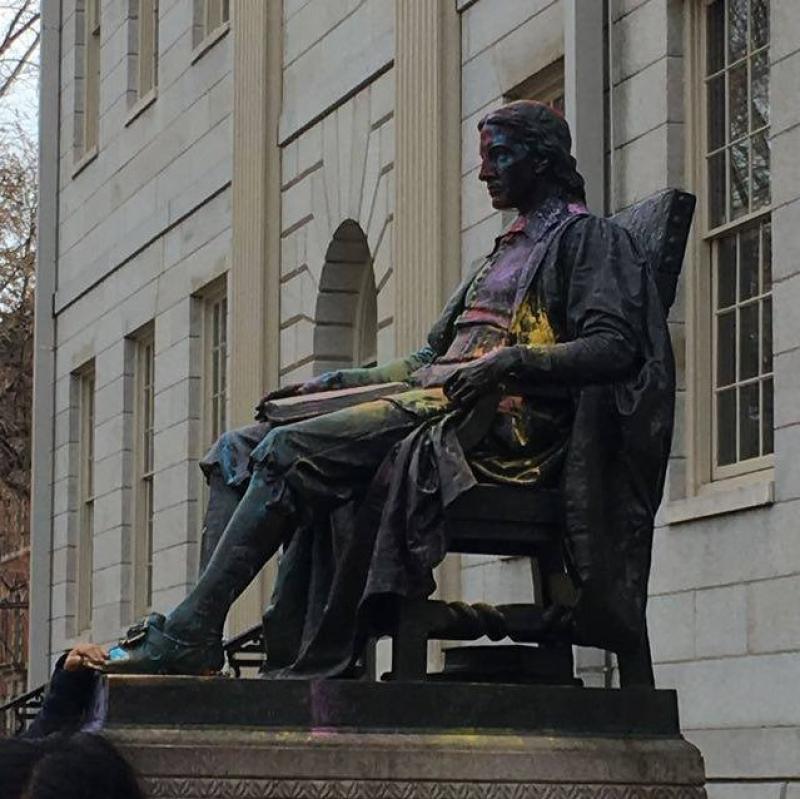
[387,189,696,688]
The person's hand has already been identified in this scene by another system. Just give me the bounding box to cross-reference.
[254,382,309,420]
[444,348,519,407]
[255,372,347,420]
[64,642,108,672]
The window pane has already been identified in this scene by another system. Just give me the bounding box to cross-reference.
[739,225,759,301]
[212,340,220,392]
[751,130,771,210]
[707,0,726,74]
[708,74,726,151]
[751,0,769,50]
[717,388,737,466]
[728,0,748,63]
[729,63,749,141]
[762,377,774,455]
[751,51,769,130]
[739,382,760,460]
[717,234,737,308]
[709,151,727,228]
[730,140,750,219]
[717,311,737,386]
[145,478,154,605]
[762,221,771,291]
[739,302,759,380]
[761,296,772,374]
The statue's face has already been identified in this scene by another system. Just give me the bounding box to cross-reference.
[478,122,541,211]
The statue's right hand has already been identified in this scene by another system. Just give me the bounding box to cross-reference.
[254,382,307,420]
[263,382,307,402]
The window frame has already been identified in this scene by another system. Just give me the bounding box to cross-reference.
[686,0,774,495]
[137,0,159,100]
[201,278,229,450]
[196,279,229,549]
[139,0,159,97]
[133,327,156,616]
[204,0,230,36]
[502,59,565,228]
[505,57,565,110]
[192,0,230,60]
[82,0,101,157]
[75,364,96,635]
[124,0,159,125]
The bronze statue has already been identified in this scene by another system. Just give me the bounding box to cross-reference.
[106,101,675,677]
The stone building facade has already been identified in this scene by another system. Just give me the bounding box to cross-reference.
[32,1,800,796]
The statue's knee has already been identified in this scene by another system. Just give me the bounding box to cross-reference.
[216,429,239,451]
[259,426,297,465]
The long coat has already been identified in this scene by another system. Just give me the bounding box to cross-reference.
[263,198,675,676]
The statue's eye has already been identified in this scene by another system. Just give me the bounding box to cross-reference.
[491,147,513,167]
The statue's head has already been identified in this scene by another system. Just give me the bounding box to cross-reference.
[477,100,586,212]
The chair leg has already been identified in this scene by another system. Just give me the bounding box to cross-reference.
[391,603,428,681]
[529,558,544,606]
[617,620,655,688]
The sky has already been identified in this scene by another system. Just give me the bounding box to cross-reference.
[0,2,41,141]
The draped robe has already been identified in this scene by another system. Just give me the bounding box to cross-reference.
[204,195,674,677]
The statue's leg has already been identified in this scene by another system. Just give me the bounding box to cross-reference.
[166,466,294,641]
[106,466,293,674]
[199,468,244,573]
[198,422,272,572]
[106,397,431,674]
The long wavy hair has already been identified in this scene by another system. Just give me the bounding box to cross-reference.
[478,100,587,203]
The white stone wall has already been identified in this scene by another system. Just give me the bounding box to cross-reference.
[280,0,394,143]
[49,0,232,654]
[278,0,396,381]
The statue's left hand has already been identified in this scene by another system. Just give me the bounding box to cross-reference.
[444,347,519,407]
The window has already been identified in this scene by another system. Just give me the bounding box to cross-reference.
[505,58,565,113]
[503,60,565,223]
[136,0,159,99]
[704,0,772,478]
[197,281,228,548]
[194,0,230,48]
[134,329,155,613]
[202,281,228,446]
[76,0,101,159]
[76,365,95,633]
[205,0,230,35]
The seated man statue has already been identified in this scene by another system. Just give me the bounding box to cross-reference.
[107,100,674,676]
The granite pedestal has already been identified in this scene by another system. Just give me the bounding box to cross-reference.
[104,676,707,798]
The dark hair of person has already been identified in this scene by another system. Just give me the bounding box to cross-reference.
[0,733,144,799]
[478,100,587,203]
[0,737,44,799]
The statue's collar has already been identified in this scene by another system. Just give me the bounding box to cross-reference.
[500,195,588,245]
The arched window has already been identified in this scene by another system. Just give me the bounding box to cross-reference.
[314,221,377,372]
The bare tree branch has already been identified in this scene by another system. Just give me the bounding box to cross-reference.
[0,2,38,56]
[0,28,38,99]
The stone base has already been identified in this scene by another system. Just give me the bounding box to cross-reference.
[104,677,707,798]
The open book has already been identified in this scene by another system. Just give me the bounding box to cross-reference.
[260,382,408,424]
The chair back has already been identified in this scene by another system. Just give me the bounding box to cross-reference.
[610,189,696,314]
